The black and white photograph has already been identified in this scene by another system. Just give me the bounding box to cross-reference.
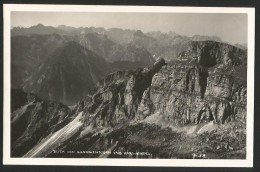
[3,4,255,167]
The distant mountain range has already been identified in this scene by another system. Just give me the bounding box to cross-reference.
[11,24,247,105]
[12,24,247,59]
[11,26,156,104]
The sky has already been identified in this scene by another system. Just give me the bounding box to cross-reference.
[11,12,248,44]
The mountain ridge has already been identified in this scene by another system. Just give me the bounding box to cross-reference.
[20,40,114,105]
[10,24,248,159]
[11,33,156,105]
[12,24,246,45]
[11,40,247,158]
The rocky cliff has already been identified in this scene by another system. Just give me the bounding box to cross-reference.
[11,89,75,157]
[71,58,166,128]
[76,41,247,128]
[11,41,247,159]
[136,62,246,125]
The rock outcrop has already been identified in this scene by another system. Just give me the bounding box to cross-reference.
[11,89,73,157]
[75,58,166,128]
[136,41,247,125]
[76,41,247,128]
[136,63,246,125]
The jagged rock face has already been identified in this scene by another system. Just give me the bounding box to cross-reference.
[178,41,247,67]
[137,42,247,125]
[76,59,166,128]
[75,40,246,128]
[136,64,246,125]
[11,89,73,157]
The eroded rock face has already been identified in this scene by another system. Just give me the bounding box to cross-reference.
[137,64,246,125]
[76,59,166,128]
[137,41,247,125]
[178,41,247,66]
[11,89,73,157]
[77,40,246,129]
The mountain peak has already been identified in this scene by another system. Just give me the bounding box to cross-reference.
[134,30,145,37]
[34,23,45,27]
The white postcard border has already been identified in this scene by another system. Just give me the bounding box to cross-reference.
[3,4,255,167]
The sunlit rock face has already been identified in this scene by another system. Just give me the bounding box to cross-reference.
[76,58,166,128]
[75,41,246,129]
[136,41,247,125]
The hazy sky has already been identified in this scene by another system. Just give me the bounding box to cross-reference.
[11,12,248,44]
